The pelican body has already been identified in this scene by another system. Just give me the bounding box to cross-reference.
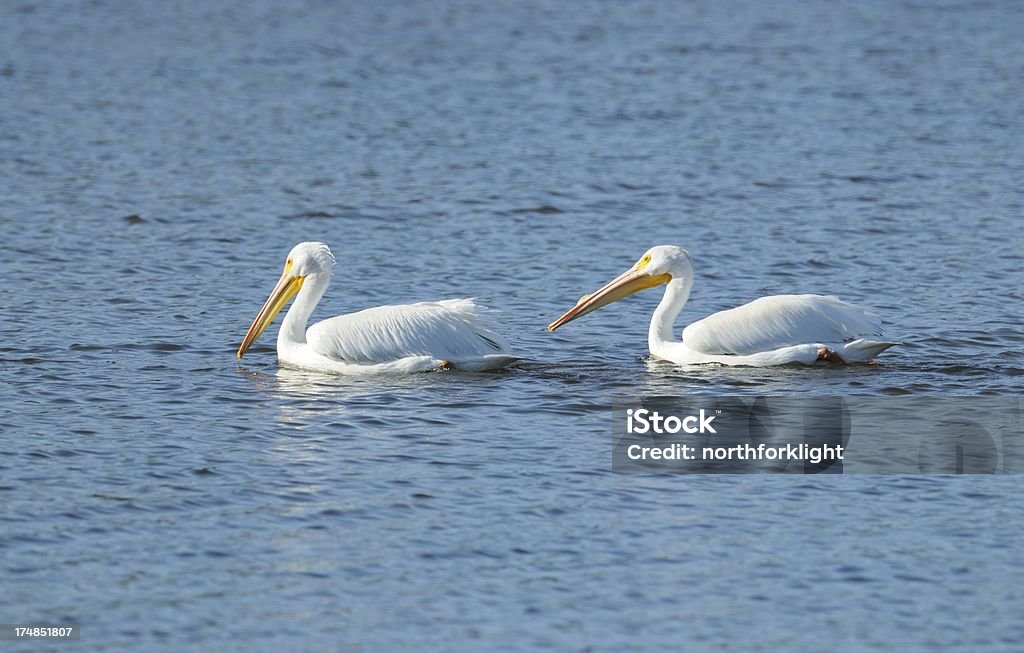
[237,242,516,374]
[548,246,895,366]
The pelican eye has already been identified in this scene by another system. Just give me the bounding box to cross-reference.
[636,254,652,270]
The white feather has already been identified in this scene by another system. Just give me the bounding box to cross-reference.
[682,294,884,356]
[307,299,511,365]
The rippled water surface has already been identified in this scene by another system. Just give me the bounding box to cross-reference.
[3,1,1023,651]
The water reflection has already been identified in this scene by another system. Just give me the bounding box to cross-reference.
[237,364,465,430]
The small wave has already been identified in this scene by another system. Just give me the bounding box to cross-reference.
[510,205,563,215]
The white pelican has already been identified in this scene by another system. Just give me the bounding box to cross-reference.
[236,242,517,374]
[548,245,895,366]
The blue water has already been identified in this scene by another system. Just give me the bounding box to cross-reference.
[2,0,1023,651]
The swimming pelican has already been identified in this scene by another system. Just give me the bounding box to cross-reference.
[548,245,895,366]
[236,242,517,374]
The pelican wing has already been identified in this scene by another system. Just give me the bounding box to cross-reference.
[306,298,511,364]
[682,294,885,355]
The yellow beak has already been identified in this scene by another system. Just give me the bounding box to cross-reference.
[547,268,671,331]
[236,268,305,359]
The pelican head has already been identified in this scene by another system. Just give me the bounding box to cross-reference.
[236,242,336,359]
[547,245,692,331]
